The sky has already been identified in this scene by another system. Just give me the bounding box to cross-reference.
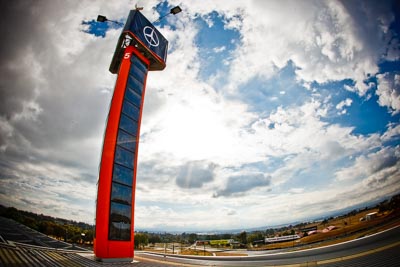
[0,0,399,232]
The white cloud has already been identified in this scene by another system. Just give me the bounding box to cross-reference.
[336,98,353,115]
[376,73,400,114]
[0,0,127,222]
[288,188,305,194]
[335,146,399,182]
[214,173,271,197]
[221,0,396,97]
[176,161,216,189]
[336,98,353,110]
[213,46,226,53]
[133,94,395,229]
[382,123,400,142]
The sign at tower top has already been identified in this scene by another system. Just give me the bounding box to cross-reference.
[109,10,168,73]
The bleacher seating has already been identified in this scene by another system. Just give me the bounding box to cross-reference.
[0,217,86,251]
[0,216,170,266]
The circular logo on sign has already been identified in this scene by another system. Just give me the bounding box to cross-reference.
[143,26,159,47]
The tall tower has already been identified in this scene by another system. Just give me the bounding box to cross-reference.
[94,10,168,261]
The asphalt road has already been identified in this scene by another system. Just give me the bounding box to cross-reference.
[135,225,400,266]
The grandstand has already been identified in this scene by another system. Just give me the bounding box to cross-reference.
[265,234,300,243]
[0,216,96,266]
[0,216,87,250]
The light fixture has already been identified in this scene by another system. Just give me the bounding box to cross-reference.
[96,15,124,26]
[154,6,182,23]
[97,15,107,22]
[170,6,182,15]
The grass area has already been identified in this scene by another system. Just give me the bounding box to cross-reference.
[180,249,213,256]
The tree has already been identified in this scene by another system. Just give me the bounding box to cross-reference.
[188,233,198,244]
[148,234,161,244]
[52,224,65,240]
[83,229,94,244]
[237,231,247,245]
[134,233,149,249]
[265,228,275,236]
[247,232,264,244]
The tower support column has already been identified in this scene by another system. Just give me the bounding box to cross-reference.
[94,45,149,261]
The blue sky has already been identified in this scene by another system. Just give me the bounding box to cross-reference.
[0,0,399,232]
